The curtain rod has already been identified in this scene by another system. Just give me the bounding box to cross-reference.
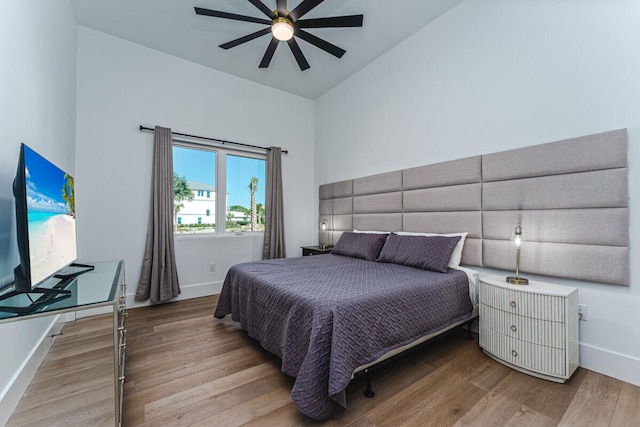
[139,125,288,155]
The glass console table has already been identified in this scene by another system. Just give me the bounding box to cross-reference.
[0,260,126,426]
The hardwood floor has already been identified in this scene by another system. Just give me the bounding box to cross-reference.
[8,295,640,426]
[7,314,115,426]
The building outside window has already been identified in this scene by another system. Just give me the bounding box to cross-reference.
[172,143,266,235]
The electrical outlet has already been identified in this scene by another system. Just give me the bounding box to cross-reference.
[578,304,588,321]
[209,263,216,272]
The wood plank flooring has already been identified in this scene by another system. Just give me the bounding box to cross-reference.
[7,314,115,426]
[8,295,640,426]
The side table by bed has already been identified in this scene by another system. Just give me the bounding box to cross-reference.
[479,275,579,383]
[301,245,333,256]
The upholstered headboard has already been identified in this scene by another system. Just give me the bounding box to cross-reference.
[319,129,629,286]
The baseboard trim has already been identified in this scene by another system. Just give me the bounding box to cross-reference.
[0,315,64,426]
[125,280,223,309]
[580,342,640,387]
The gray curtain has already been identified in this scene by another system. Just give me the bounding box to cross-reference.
[262,147,286,259]
[135,126,181,303]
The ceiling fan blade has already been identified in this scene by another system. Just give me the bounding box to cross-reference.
[220,28,271,49]
[194,7,271,25]
[287,38,310,71]
[295,29,345,58]
[247,0,276,19]
[259,37,279,68]
[297,15,363,28]
[276,0,287,17]
[288,0,324,22]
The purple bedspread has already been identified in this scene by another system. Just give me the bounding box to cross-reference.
[214,254,473,420]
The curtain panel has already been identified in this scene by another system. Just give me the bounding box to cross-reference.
[262,147,286,259]
[135,126,181,303]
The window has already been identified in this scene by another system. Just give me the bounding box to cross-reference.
[173,145,216,234]
[226,154,266,233]
[172,143,266,235]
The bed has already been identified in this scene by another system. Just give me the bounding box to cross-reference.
[214,231,478,420]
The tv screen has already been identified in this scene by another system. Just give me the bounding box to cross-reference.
[13,143,77,291]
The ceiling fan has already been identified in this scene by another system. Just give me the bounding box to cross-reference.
[194,0,363,71]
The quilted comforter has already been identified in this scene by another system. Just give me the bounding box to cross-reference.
[214,254,473,420]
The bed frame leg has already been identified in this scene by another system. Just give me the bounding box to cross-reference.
[466,319,474,340]
[364,369,375,398]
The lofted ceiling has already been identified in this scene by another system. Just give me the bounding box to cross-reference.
[71,0,463,100]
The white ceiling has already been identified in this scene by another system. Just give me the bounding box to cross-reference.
[71,0,463,100]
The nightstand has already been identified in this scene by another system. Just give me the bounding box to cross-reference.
[301,245,332,256]
[479,275,579,383]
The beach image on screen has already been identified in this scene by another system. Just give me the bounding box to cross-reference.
[24,146,77,286]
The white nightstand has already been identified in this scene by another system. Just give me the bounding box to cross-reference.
[479,275,579,383]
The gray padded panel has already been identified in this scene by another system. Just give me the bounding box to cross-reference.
[354,192,403,214]
[403,212,482,238]
[319,179,353,200]
[403,156,482,190]
[332,214,353,232]
[318,129,627,285]
[460,239,482,267]
[483,129,627,182]
[333,197,353,215]
[483,209,629,246]
[483,240,629,286]
[354,171,402,196]
[353,214,402,232]
[319,199,332,215]
[404,183,482,212]
[483,169,628,211]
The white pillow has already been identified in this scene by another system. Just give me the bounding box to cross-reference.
[396,231,468,268]
[353,229,389,234]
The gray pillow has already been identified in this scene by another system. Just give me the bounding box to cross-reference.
[331,232,389,261]
[376,233,461,273]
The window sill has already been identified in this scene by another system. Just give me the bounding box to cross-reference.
[174,231,264,241]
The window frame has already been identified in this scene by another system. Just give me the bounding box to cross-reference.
[172,140,267,238]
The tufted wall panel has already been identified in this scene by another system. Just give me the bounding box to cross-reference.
[318,129,628,285]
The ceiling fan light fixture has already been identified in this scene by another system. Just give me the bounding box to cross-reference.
[272,17,294,41]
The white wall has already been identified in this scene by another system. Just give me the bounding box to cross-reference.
[75,27,316,306]
[316,0,640,386]
[0,0,77,421]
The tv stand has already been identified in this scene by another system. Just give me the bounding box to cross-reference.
[0,261,126,426]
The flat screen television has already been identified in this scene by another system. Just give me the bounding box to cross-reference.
[0,144,92,310]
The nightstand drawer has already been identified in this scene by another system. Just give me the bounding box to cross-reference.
[480,304,566,348]
[480,281,566,322]
[480,324,567,378]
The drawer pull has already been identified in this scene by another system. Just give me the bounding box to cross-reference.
[511,350,518,357]
[510,325,517,332]
[509,301,516,308]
